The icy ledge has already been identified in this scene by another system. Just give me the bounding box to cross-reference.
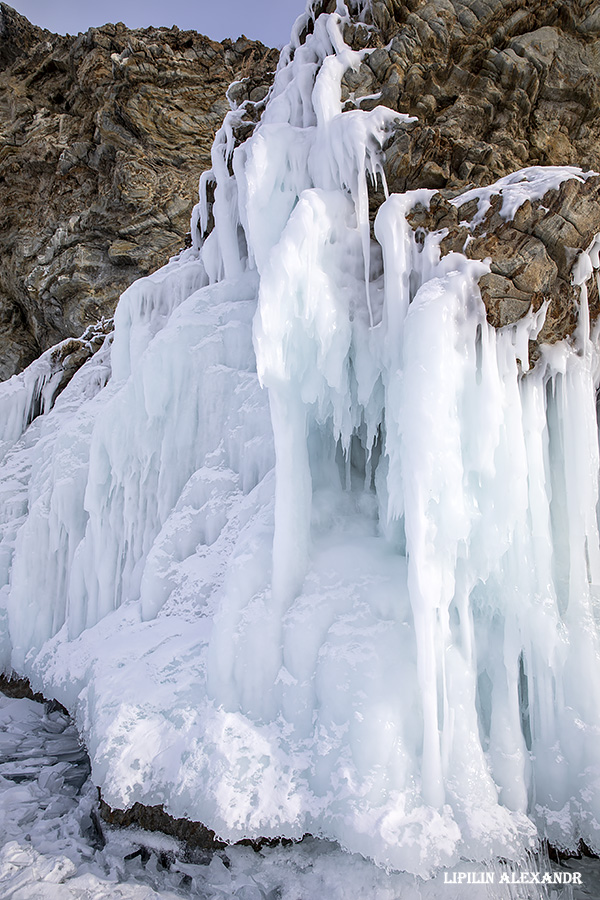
[2,0,600,880]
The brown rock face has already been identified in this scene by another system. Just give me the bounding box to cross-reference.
[407,174,600,345]
[217,0,600,346]
[0,4,278,380]
[0,2,44,67]
[336,0,600,341]
[340,0,600,192]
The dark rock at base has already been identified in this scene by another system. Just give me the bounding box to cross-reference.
[546,839,600,863]
[99,790,309,856]
[0,671,48,705]
[0,671,72,718]
[98,795,227,851]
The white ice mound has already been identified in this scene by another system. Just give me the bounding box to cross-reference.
[2,0,600,879]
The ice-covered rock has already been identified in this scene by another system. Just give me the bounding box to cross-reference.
[1,0,600,881]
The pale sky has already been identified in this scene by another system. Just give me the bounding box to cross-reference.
[11,0,303,48]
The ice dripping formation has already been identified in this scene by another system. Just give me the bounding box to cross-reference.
[1,0,600,878]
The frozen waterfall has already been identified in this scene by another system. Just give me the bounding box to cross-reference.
[1,0,600,879]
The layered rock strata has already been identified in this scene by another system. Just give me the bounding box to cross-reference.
[340,0,600,192]
[199,0,600,343]
[408,174,600,347]
[0,3,278,379]
[351,0,600,338]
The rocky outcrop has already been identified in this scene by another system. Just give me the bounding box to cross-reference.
[408,174,600,345]
[340,0,600,190]
[336,0,600,339]
[203,0,600,345]
[0,2,45,68]
[0,4,278,379]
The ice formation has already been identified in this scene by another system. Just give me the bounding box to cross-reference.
[0,692,588,899]
[1,0,600,879]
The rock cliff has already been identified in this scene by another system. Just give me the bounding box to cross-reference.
[341,0,600,190]
[0,3,278,379]
[2,0,600,377]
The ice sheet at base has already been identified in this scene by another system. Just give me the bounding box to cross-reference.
[1,0,600,880]
[0,691,595,900]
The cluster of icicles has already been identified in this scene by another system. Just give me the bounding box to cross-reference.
[1,0,600,879]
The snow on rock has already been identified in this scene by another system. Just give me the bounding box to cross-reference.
[0,319,113,464]
[1,0,600,880]
[451,165,594,227]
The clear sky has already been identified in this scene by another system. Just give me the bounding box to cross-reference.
[11,0,303,48]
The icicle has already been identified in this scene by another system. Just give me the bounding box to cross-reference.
[573,232,600,351]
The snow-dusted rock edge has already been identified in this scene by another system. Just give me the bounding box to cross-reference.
[2,0,600,879]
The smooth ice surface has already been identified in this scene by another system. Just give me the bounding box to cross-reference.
[2,0,600,880]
